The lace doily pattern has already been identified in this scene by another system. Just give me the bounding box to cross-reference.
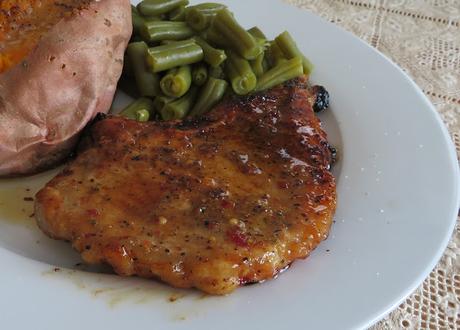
[284,1,460,328]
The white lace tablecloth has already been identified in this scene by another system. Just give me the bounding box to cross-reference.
[283,0,460,328]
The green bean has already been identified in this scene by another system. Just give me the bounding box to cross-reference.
[153,95,174,112]
[137,0,189,17]
[247,26,267,40]
[160,65,192,97]
[160,40,176,45]
[120,97,155,121]
[147,40,204,72]
[127,41,160,97]
[211,9,263,60]
[267,41,287,67]
[275,31,314,75]
[192,63,208,86]
[193,36,227,68]
[255,57,303,92]
[250,52,266,77]
[189,77,227,116]
[132,5,145,36]
[141,21,194,43]
[199,28,227,49]
[208,65,225,79]
[160,87,198,120]
[137,109,151,122]
[254,35,270,50]
[225,50,257,95]
[185,3,227,31]
[169,6,186,21]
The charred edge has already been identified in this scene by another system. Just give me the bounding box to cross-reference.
[93,112,108,122]
[312,86,329,113]
[241,263,292,286]
[176,116,217,130]
[283,77,308,89]
[226,77,305,111]
[328,145,338,168]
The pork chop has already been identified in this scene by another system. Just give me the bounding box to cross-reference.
[35,78,336,294]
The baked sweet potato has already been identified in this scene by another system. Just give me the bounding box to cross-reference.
[0,0,132,176]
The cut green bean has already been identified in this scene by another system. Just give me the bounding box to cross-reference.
[132,5,145,36]
[137,0,189,17]
[185,3,227,31]
[192,63,208,86]
[250,51,265,77]
[160,87,198,120]
[147,40,204,72]
[225,50,257,95]
[255,57,303,92]
[275,31,314,75]
[247,26,267,40]
[153,95,174,111]
[120,97,155,121]
[127,41,160,97]
[168,5,186,21]
[199,28,227,49]
[141,20,194,43]
[267,41,287,67]
[136,109,151,122]
[160,65,192,97]
[160,40,176,45]
[211,9,263,60]
[193,36,227,68]
[208,65,225,79]
[189,77,227,116]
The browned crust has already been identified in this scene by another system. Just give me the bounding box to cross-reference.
[35,78,337,294]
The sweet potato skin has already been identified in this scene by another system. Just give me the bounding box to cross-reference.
[0,0,132,177]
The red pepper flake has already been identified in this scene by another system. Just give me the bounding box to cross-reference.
[227,229,248,247]
[221,200,234,209]
[86,209,99,217]
[277,181,289,189]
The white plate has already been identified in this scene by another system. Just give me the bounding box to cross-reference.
[0,0,458,329]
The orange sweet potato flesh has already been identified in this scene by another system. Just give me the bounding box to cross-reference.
[0,0,132,176]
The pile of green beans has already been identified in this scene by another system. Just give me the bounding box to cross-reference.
[119,0,313,121]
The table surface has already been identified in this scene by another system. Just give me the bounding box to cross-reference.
[284,0,460,329]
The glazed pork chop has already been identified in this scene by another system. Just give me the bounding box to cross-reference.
[0,0,131,176]
[35,78,336,294]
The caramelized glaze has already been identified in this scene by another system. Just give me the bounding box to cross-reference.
[35,77,336,294]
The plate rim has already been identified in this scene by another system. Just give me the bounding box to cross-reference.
[0,1,459,329]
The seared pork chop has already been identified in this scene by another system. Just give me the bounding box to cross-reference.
[35,78,336,294]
